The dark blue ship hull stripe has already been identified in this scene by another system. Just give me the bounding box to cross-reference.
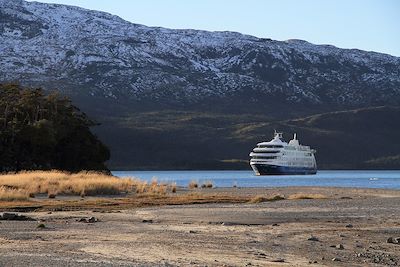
[251,164,317,175]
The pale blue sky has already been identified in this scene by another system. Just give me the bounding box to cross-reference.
[28,0,400,56]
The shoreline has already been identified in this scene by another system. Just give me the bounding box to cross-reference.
[111,170,400,190]
[1,186,400,266]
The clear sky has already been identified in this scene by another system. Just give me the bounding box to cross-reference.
[28,0,400,57]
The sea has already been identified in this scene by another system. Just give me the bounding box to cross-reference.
[112,170,400,189]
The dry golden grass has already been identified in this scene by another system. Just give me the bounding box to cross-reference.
[287,193,327,200]
[248,194,285,203]
[248,195,266,203]
[0,191,252,212]
[249,193,328,203]
[0,186,29,201]
[132,179,172,196]
[0,170,136,198]
[0,171,179,202]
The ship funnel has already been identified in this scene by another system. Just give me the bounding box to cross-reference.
[289,133,300,146]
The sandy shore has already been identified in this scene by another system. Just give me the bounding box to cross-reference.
[1,187,400,266]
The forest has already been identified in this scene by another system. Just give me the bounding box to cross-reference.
[0,83,110,172]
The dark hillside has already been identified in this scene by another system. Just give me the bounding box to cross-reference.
[95,106,400,170]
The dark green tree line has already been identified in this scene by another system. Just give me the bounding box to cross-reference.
[0,83,110,172]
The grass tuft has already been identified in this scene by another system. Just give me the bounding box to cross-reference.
[248,195,266,203]
[188,180,198,189]
[287,193,327,200]
[171,183,177,193]
[270,194,285,201]
[248,194,285,203]
[201,181,213,188]
[0,186,29,201]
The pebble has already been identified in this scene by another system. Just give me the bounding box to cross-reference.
[387,237,400,244]
[308,236,319,241]
[332,257,341,262]
[336,244,344,250]
[77,217,97,223]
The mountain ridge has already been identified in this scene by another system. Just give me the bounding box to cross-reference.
[1,0,400,110]
[1,0,400,169]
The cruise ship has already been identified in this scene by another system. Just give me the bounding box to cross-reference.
[249,132,317,175]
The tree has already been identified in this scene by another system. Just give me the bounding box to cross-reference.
[0,83,110,172]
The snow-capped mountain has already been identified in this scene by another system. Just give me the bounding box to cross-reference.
[1,0,400,108]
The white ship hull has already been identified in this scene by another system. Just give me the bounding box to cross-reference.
[249,132,317,176]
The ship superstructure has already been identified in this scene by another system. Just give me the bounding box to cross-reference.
[250,132,317,175]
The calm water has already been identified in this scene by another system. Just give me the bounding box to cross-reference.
[112,170,400,189]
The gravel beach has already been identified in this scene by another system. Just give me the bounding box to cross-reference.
[1,187,400,266]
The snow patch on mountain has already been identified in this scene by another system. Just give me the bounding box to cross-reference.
[1,0,399,107]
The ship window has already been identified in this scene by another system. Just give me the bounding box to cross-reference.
[252,156,277,159]
[259,145,283,148]
[254,150,280,153]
